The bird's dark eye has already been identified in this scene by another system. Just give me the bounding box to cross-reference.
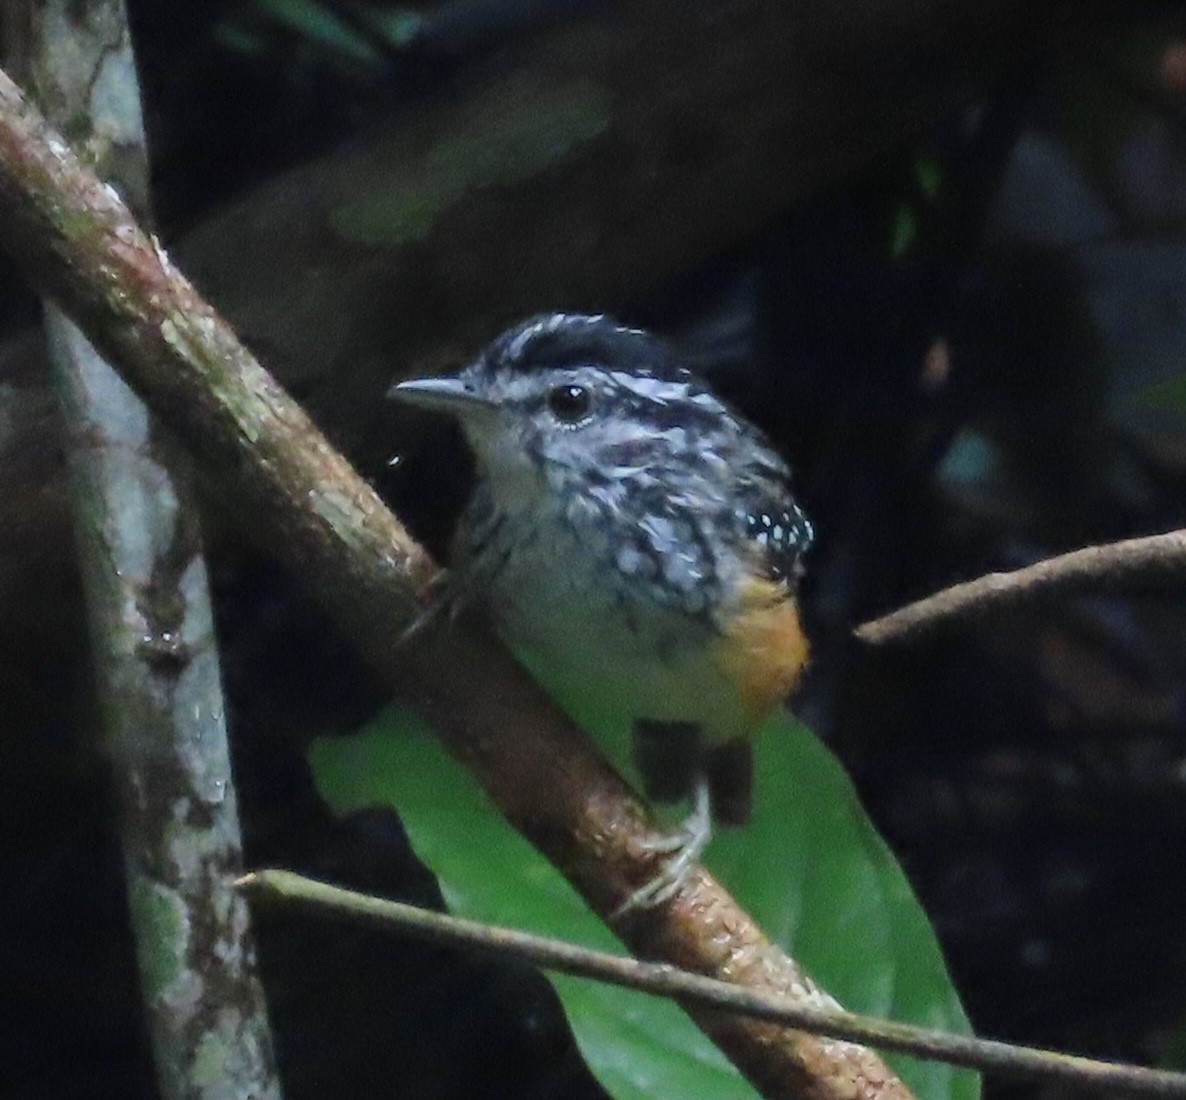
[547,383,591,422]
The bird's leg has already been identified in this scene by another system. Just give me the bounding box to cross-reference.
[399,539,507,643]
[397,567,456,642]
[616,776,713,913]
[705,740,754,826]
[632,719,700,803]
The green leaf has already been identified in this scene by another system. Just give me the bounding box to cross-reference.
[310,696,978,1100]
[1131,371,1186,415]
[310,712,746,1099]
[1163,1019,1186,1072]
[254,0,381,62]
[915,158,943,201]
[890,205,918,259]
[330,75,611,245]
[349,7,425,50]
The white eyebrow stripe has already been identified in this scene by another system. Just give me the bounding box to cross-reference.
[604,370,724,412]
[607,370,678,397]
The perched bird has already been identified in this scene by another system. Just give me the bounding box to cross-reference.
[390,313,812,907]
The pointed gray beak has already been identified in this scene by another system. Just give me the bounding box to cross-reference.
[388,377,497,419]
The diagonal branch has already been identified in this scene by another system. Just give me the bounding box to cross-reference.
[856,529,1186,645]
[0,65,911,1100]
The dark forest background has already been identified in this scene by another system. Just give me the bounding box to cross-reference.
[2,2,1186,1097]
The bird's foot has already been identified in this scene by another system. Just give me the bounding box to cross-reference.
[398,568,459,643]
[615,779,712,914]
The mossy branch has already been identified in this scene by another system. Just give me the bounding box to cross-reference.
[14,3,282,1095]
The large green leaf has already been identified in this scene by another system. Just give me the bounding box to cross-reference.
[310,691,978,1100]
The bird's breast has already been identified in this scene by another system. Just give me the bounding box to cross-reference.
[467,503,794,743]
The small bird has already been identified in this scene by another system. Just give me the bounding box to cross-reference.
[390,313,813,908]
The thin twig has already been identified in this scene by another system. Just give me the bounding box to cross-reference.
[239,870,1186,1099]
[14,5,281,1096]
[856,529,1186,645]
[0,65,908,1100]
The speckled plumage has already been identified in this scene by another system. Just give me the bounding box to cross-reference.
[456,313,812,620]
[394,313,813,835]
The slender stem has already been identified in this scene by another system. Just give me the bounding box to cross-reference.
[240,870,1186,1100]
[0,65,909,1100]
[15,5,282,1098]
[855,529,1186,645]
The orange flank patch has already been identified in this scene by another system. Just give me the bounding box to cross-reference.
[713,578,810,722]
